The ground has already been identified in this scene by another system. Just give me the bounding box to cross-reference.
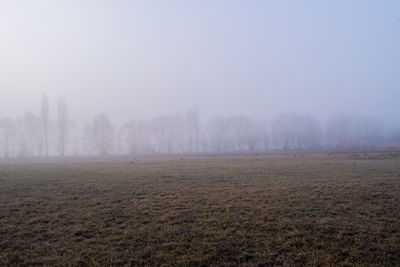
[0,153,399,266]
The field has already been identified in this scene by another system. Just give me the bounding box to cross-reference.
[0,153,399,266]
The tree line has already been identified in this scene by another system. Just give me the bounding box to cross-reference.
[0,95,398,158]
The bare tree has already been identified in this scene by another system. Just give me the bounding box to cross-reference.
[271,113,298,150]
[0,118,15,158]
[352,116,383,148]
[185,108,200,153]
[297,114,322,149]
[20,111,43,157]
[57,97,69,157]
[261,121,269,151]
[91,113,114,155]
[41,94,50,157]
[81,122,94,155]
[206,117,235,152]
[271,114,322,150]
[230,116,263,151]
[118,121,139,155]
[326,114,353,149]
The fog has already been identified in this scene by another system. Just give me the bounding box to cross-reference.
[0,1,399,157]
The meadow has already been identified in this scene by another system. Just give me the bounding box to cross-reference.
[0,153,399,266]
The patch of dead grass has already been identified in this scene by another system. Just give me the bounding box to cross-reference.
[0,154,399,265]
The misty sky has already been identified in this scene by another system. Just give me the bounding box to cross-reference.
[0,1,399,128]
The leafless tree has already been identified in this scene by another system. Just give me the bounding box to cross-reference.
[57,97,69,157]
[118,121,139,155]
[231,116,263,151]
[206,117,235,152]
[41,94,50,157]
[261,121,269,151]
[185,108,200,153]
[326,114,353,149]
[297,114,322,149]
[351,116,383,148]
[91,113,114,155]
[0,118,15,158]
[271,113,298,150]
[81,122,95,155]
[271,113,322,150]
[20,111,43,156]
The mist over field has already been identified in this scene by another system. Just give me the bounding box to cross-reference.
[1,2,400,266]
[1,1,400,157]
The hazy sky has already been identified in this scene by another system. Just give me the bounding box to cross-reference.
[0,1,399,128]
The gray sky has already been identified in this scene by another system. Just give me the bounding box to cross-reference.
[0,1,399,128]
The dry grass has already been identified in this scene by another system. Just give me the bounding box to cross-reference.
[0,153,399,266]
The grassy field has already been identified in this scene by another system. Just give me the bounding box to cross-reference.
[0,153,399,266]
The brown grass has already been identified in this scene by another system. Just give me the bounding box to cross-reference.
[0,153,399,266]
